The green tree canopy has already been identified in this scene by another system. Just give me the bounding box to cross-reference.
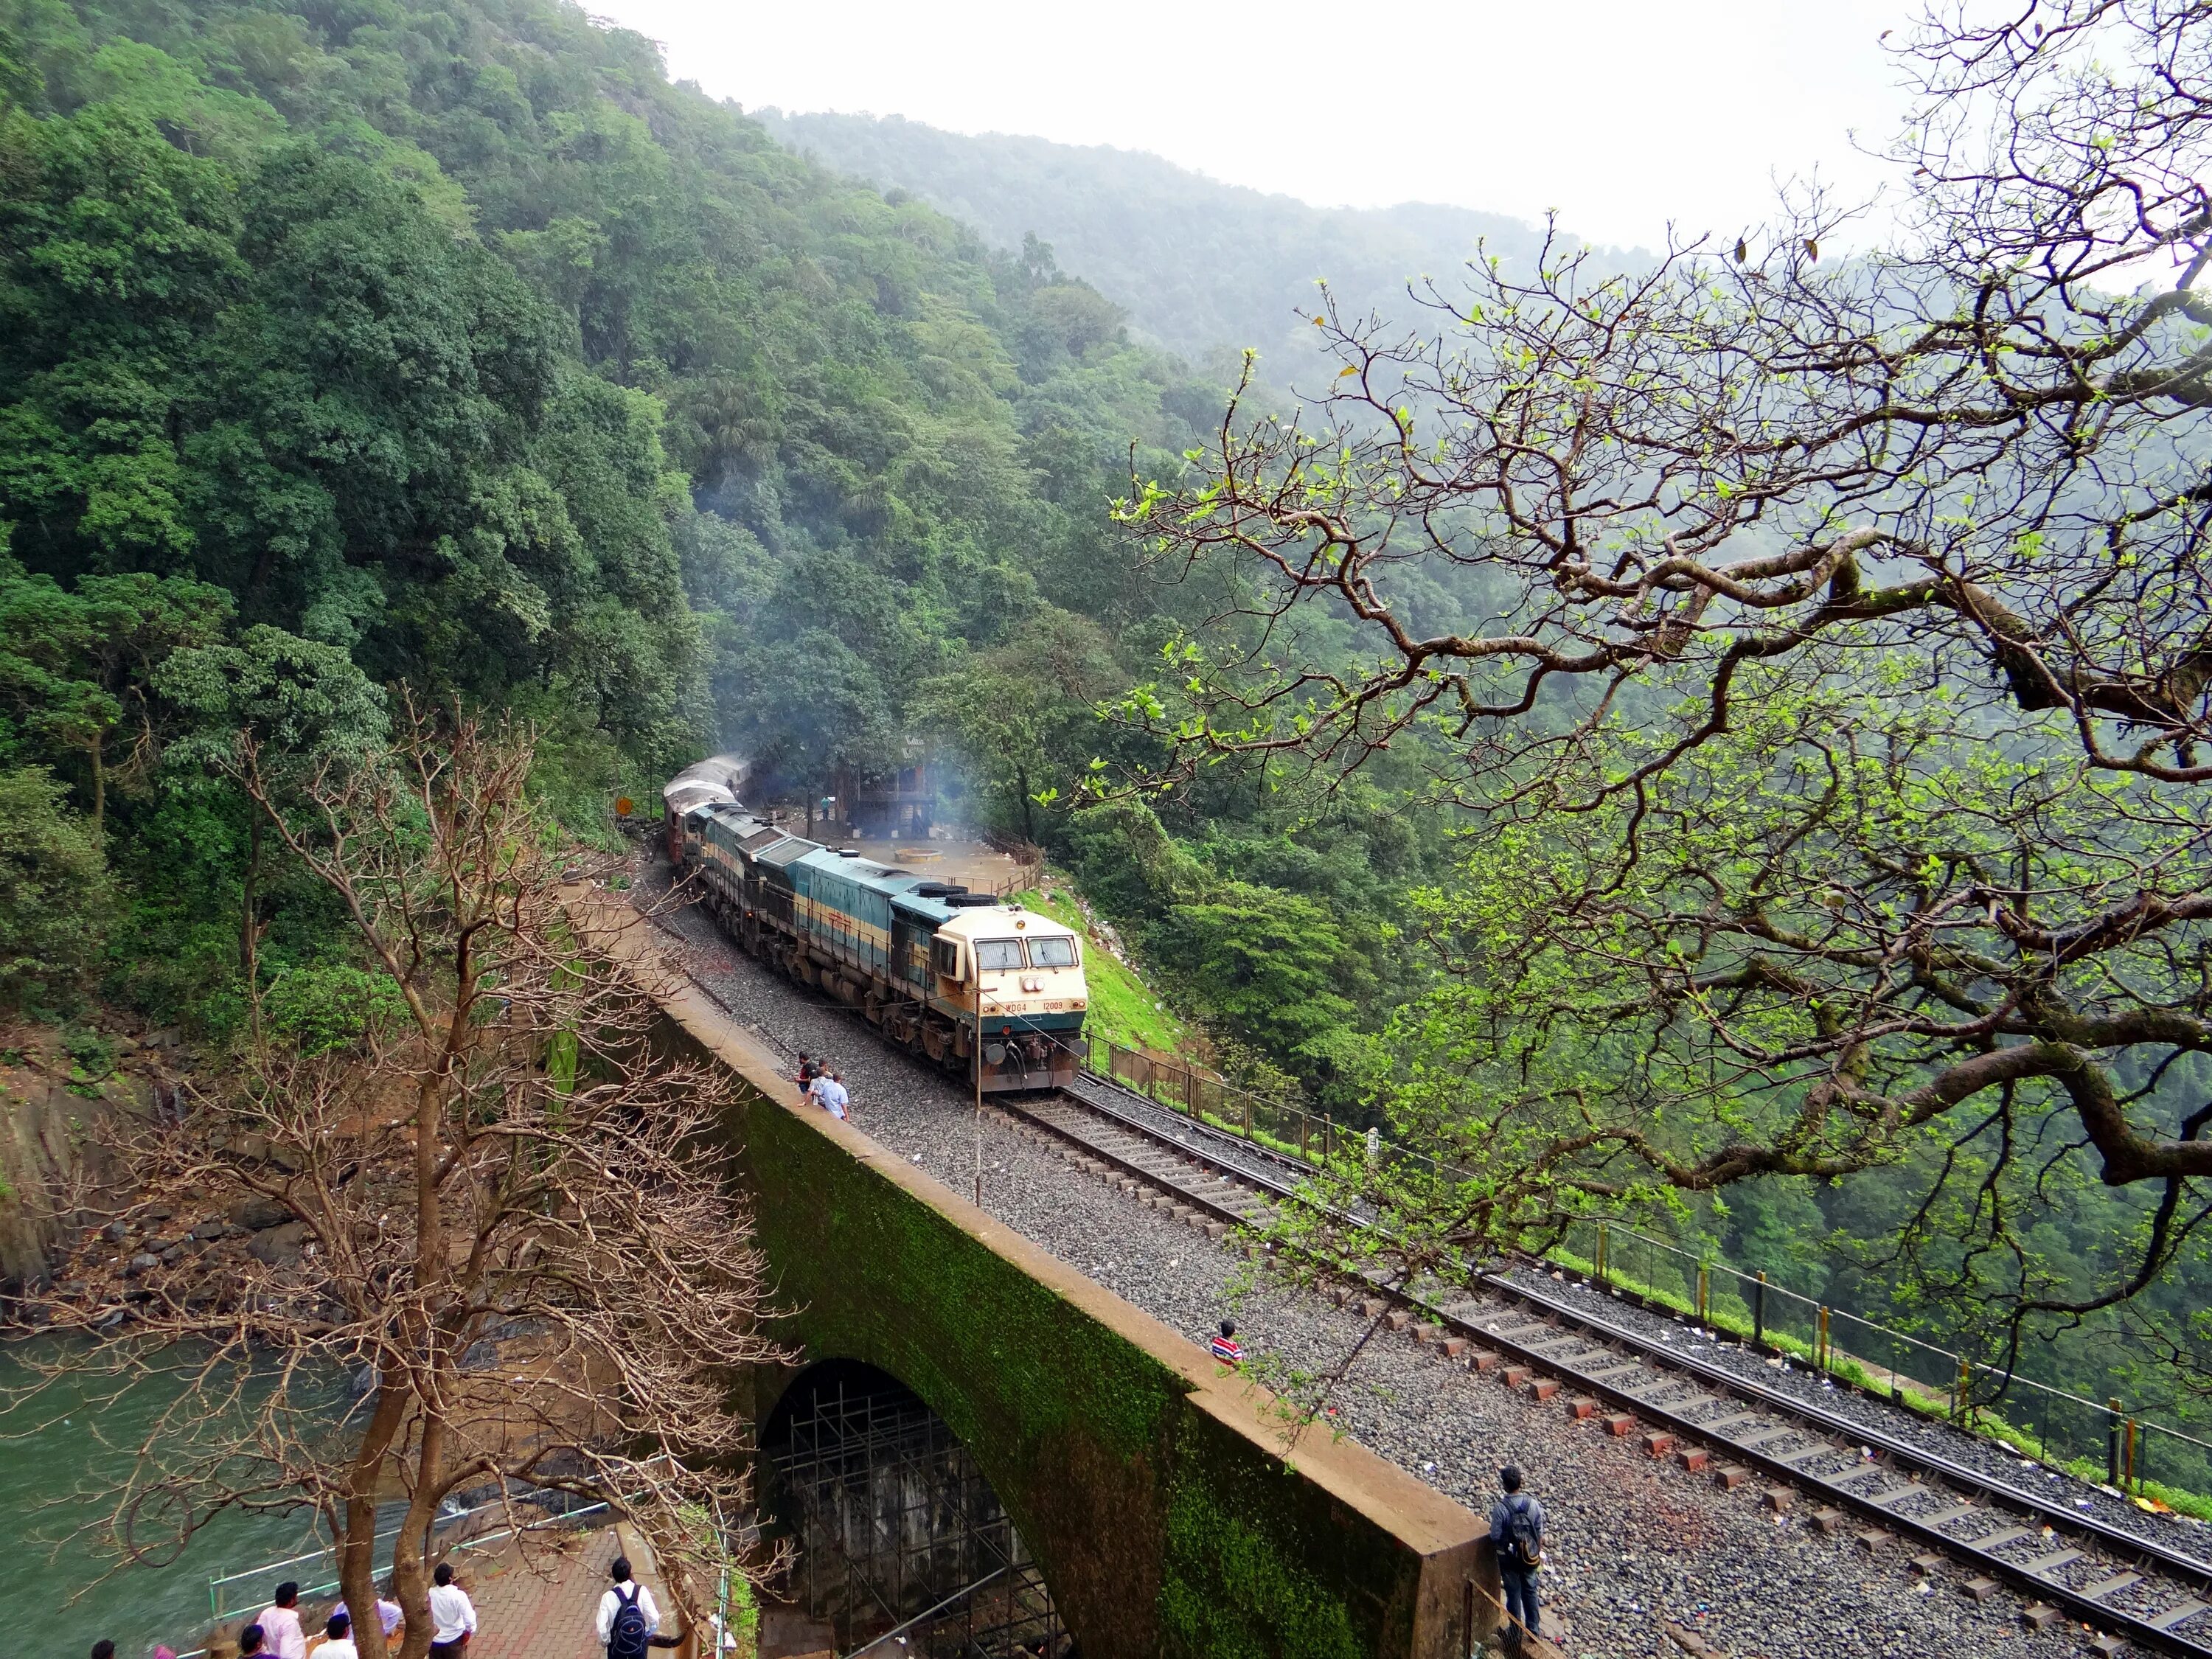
[0,764,110,1009]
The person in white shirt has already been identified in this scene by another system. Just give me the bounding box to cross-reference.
[808,1071,850,1121]
[426,1561,478,1656]
[312,1611,359,1659]
[255,1582,308,1659]
[595,1555,668,1658]
[333,1583,405,1655]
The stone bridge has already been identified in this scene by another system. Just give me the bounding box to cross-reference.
[591,900,1492,1659]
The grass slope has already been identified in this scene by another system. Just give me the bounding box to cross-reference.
[1017,880,1186,1056]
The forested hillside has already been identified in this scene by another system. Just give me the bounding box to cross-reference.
[754,110,1564,364]
[0,0,1441,1098]
[10,0,2200,1470]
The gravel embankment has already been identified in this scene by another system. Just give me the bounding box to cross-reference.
[1498,1270,2212,1573]
[643,879,2096,1658]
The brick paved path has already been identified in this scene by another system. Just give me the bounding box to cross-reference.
[458,1524,671,1659]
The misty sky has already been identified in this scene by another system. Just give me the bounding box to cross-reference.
[586,0,1916,251]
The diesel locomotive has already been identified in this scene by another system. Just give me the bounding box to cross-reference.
[661,757,1087,1093]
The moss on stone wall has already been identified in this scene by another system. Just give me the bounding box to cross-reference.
[727,1085,1432,1659]
[631,981,1467,1659]
[1158,1470,1368,1659]
[742,1093,1188,1461]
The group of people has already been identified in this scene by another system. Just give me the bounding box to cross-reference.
[794,1051,850,1121]
[86,1552,678,1659]
[86,1471,1536,1657]
[222,1565,474,1659]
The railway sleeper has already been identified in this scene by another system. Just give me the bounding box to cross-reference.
[1016,1090,2212,1659]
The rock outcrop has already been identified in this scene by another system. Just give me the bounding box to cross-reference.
[0,1026,177,1293]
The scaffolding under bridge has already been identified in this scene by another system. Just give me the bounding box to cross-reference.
[762,1361,1067,1659]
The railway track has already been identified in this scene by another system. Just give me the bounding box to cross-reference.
[650,892,2212,1655]
[1002,1073,2212,1659]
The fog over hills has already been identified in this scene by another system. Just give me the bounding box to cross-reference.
[753,109,1593,366]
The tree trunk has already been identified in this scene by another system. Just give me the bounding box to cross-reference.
[387,1392,449,1659]
[338,1380,407,1659]
[241,813,262,976]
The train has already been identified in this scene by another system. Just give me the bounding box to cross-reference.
[661,757,1088,1093]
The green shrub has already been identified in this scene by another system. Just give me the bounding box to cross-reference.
[262,962,406,1055]
[0,766,111,1012]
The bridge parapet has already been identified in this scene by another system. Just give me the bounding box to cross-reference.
[581,896,1492,1659]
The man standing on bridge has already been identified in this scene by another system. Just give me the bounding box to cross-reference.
[1489,1464,1545,1651]
[809,1068,850,1123]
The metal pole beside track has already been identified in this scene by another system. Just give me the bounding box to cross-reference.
[973,950,984,1208]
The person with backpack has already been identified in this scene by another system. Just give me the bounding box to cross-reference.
[595,1555,677,1658]
[1489,1464,1545,1649]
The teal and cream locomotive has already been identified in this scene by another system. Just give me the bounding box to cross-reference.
[663,758,1086,1093]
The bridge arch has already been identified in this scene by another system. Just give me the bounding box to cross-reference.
[591,900,1492,1659]
[757,1357,1065,1655]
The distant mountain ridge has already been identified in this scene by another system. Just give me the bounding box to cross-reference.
[751,110,1573,366]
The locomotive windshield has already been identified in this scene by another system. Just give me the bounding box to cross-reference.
[1029,936,1077,967]
[975,939,1023,971]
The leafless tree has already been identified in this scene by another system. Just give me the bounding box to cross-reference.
[8,702,782,1654]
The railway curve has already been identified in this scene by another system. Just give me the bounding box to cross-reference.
[649,867,2212,1655]
[996,1077,2212,1658]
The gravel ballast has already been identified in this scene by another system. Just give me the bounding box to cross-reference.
[644,877,2112,1658]
[1495,1268,2212,1574]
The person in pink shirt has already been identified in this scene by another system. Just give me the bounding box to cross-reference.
[254,1582,308,1659]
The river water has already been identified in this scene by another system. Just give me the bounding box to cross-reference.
[0,1345,327,1659]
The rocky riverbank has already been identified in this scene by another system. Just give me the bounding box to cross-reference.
[0,1023,184,1293]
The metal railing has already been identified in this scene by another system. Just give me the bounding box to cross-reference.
[1082,1034,1460,1186]
[207,1498,609,1624]
[1554,1216,2212,1503]
[1071,1033,2212,1506]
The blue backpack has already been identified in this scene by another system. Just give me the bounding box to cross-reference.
[608,1584,652,1659]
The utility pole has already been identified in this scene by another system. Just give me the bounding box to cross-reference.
[973,950,985,1208]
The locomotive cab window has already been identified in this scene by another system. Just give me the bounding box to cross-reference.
[1029,936,1077,968]
[931,938,962,979]
[975,939,1023,972]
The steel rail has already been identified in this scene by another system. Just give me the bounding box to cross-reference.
[1011,1077,2212,1658]
[650,891,2212,1653]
